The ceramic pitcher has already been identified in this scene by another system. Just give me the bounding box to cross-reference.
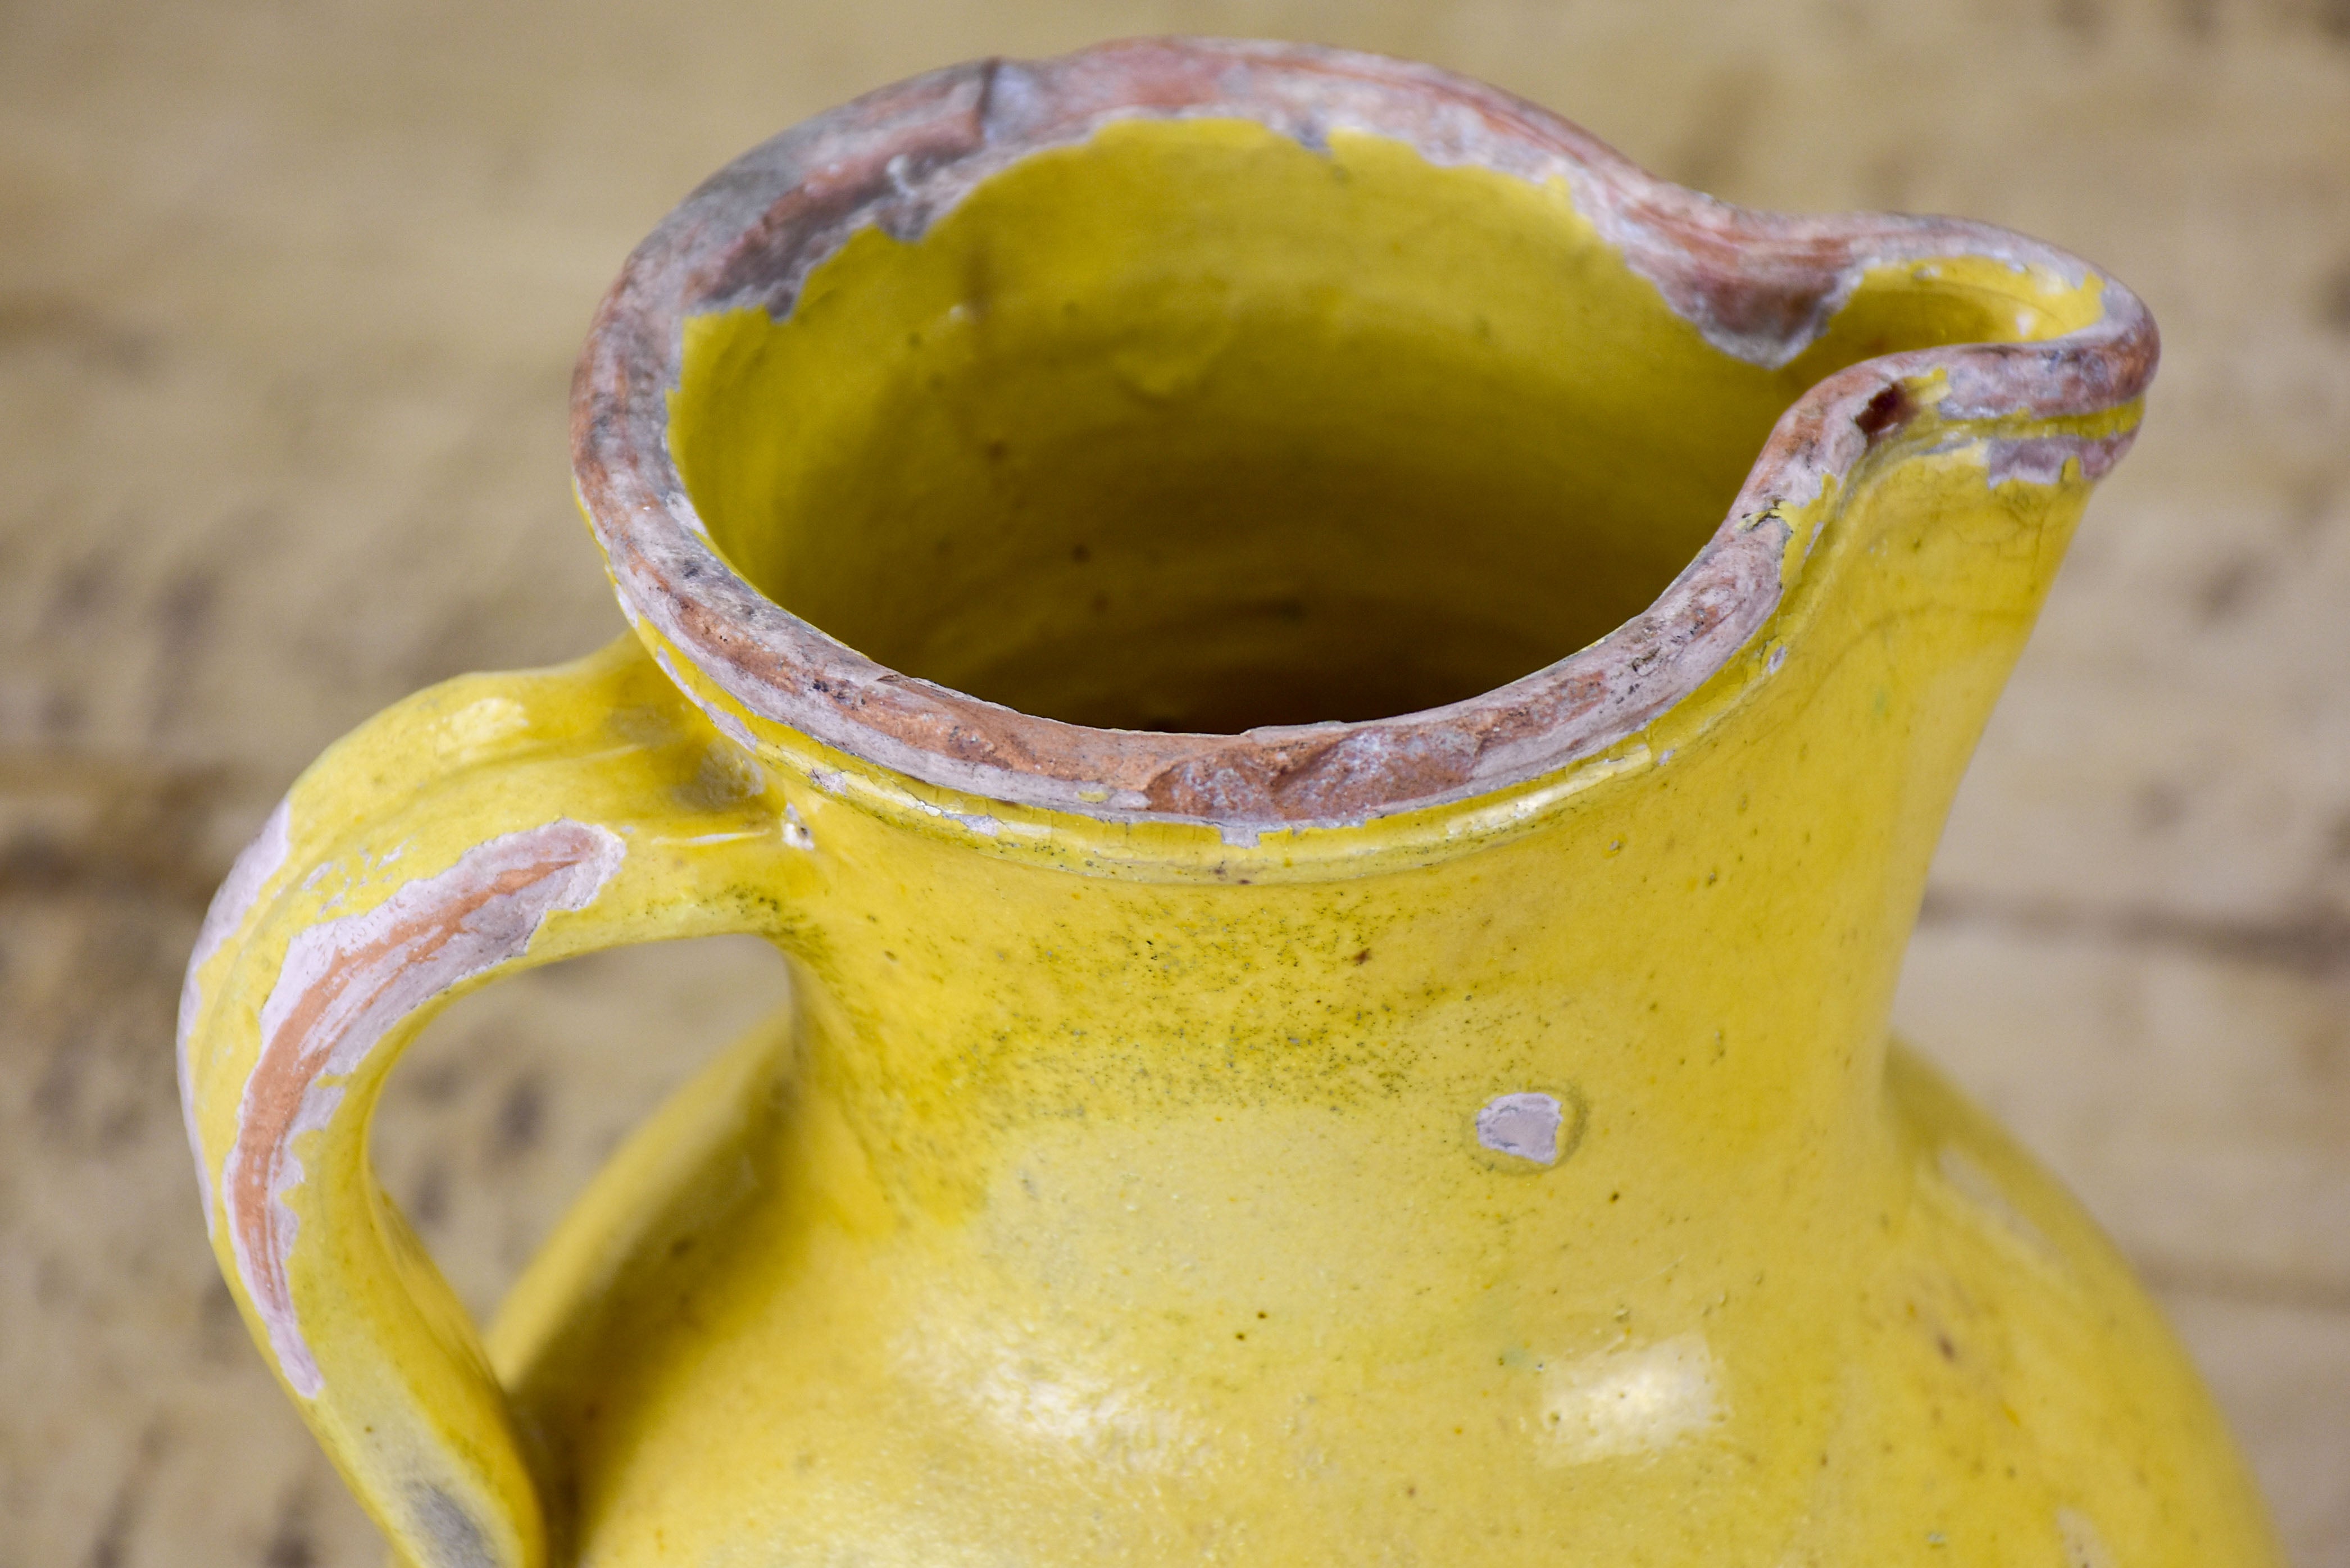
[179,38,2279,1568]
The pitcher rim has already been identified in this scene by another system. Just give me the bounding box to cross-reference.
[570,35,2157,835]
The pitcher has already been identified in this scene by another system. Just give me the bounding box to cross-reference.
[179,38,2279,1568]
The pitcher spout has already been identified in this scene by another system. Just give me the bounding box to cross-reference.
[1687,251,2157,942]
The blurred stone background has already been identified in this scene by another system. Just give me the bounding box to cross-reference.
[2,0,2344,1562]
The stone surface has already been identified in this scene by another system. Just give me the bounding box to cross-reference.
[2,0,2343,1562]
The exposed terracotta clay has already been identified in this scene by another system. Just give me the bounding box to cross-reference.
[221,820,623,1395]
[178,794,292,1234]
[571,37,2155,830]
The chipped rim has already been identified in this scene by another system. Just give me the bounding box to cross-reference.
[571,36,2156,833]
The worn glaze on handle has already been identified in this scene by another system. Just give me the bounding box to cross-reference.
[177,639,810,1568]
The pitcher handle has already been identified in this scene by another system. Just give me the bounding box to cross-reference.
[178,635,806,1568]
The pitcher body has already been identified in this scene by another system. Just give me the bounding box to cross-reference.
[180,39,2278,1568]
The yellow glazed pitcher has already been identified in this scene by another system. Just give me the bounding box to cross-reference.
[179,39,2280,1568]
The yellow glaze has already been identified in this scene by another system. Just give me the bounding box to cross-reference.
[672,119,2105,735]
[181,117,2279,1567]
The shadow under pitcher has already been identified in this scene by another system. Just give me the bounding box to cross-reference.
[176,37,2280,1568]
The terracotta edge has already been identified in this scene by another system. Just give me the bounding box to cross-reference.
[178,796,294,1237]
[570,37,2157,834]
[220,820,624,1397]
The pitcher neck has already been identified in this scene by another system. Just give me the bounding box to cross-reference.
[776,422,2097,1207]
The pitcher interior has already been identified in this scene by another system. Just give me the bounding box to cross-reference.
[669,116,2089,734]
